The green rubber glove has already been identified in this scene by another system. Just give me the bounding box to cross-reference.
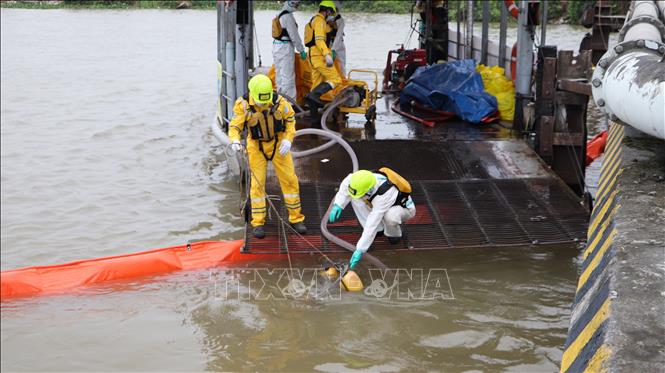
[349,250,363,269]
[329,204,343,223]
[332,49,337,61]
[300,51,307,60]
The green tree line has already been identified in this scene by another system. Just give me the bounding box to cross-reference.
[2,0,630,25]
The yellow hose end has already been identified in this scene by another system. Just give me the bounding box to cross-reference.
[321,266,340,279]
[340,270,364,292]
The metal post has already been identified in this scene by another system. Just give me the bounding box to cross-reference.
[465,0,474,60]
[226,41,236,108]
[235,25,246,100]
[234,0,250,101]
[425,0,432,53]
[225,1,237,125]
[516,0,534,95]
[540,0,548,46]
[481,0,490,64]
[456,0,461,59]
[515,0,534,131]
[499,1,508,68]
[217,1,226,124]
[248,0,254,69]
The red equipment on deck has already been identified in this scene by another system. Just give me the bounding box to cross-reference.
[382,46,427,93]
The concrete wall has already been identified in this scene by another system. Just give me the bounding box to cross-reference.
[561,121,665,372]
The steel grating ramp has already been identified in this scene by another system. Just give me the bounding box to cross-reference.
[241,121,589,254]
[242,178,588,254]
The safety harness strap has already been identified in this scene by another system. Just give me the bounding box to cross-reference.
[258,137,279,161]
[368,181,393,204]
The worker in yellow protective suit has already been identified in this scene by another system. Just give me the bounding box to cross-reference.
[303,0,342,128]
[228,74,307,239]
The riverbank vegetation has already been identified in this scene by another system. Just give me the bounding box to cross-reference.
[1,0,630,25]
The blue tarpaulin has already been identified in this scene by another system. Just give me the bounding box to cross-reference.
[399,60,498,123]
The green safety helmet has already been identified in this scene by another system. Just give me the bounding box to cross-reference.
[248,74,273,104]
[348,170,376,199]
[319,0,337,14]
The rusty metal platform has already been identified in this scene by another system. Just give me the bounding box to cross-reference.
[242,127,588,253]
[243,177,587,254]
[241,94,588,254]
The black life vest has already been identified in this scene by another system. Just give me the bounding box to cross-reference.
[304,15,318,48]
[242,93,286,160]
[272,10,291,41]
[326,14,341,46]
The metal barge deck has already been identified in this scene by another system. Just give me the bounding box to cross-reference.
[242,97,588,254]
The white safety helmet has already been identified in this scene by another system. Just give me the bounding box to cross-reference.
[287,0,301,9]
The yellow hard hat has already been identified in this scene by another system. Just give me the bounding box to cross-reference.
[348,170,376,199]
[319,0,337,14]
[248,74,273,104]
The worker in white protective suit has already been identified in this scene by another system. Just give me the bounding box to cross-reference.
[328,169,416,270]
[273,0,307,100]
[328,0,346,76]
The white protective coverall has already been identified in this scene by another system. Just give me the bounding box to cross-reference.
[330,12,346,76]
[273,2,305,100]
[333,173,416,253]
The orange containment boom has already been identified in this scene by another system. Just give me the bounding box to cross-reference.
[586,130,608,166]
[0,240,266,300]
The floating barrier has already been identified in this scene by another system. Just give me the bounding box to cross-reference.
[0,240,273,300]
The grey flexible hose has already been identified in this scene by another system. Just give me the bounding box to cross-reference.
[290,91,353,158]
[292,128,358,171]
[321,200,389,270]
[276,91,308,118]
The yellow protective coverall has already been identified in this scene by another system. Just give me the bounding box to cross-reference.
[228,94,305,227]
[307,13,342,89]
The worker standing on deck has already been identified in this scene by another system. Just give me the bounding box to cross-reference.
[229,74,307,239]
[272,0,307,100]
[303,0,342,127]
[328,0,346,76]
[328,168,416,269]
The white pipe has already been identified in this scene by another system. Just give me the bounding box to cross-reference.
[592,0,665,139]
[211,118,230,146]
[598,51,665,139]
[211,118,241,176]
[623,1,663,42]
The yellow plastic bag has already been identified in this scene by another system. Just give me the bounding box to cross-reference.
[476,64,515,122]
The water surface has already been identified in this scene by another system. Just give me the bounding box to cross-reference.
[1,8,599,372]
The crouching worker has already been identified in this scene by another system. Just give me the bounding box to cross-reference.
[229,74,307,239]
[328,168,416,269]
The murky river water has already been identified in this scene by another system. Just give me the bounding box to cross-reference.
[2,8,608,372]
